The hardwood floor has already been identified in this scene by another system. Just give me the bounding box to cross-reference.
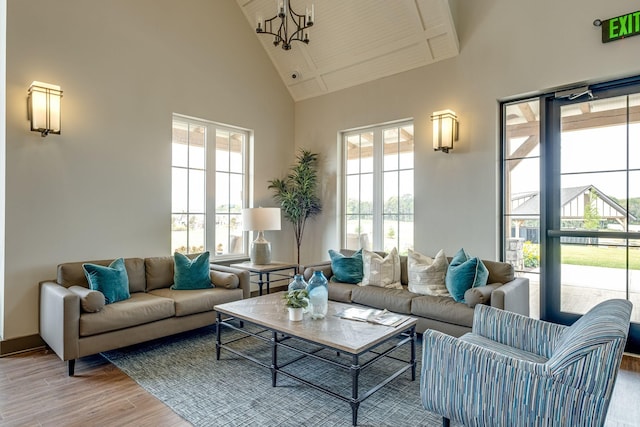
[0,348,639,426]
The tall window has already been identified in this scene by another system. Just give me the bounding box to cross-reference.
[343,121,414,254]
[171,115,249,258]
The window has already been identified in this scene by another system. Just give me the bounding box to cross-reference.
[171,115,249,259]
[342,121,414,254]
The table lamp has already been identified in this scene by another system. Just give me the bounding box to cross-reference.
[242,207,281,265]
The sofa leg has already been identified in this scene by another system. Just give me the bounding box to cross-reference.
[68,359,75,376]
[442,417,450,427]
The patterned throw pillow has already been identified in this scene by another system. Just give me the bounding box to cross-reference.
[407,249,450,296]
[171,251,213,290]
[445,248,489,302]
[82,258,131,304]
[360,248,402,289]
[328,249,363,284]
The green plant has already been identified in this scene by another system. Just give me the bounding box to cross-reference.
[523,241,539,268]
[268,149,322,267]
[283,289,309,309]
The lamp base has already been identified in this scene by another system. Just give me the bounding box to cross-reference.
[250,237,272,265]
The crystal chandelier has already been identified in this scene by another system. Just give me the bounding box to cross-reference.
[256,0,315,50]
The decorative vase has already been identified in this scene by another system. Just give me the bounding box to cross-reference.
[288,307,304,321]
[307,270,328,319]
[288,274,308,291]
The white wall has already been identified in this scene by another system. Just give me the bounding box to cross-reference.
[3,0,295,340]
[294,0,640,264]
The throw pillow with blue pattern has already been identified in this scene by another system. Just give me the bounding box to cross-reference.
[172,251,213,290]
[445,248,488,302]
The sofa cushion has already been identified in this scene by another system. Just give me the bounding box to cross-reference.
[145,256,175,291]
[149,288,243,317]
[328,279,355,302]
[360,248,402,289]
[58,258,146,293]
[351,285,416,314]
[83,258,131,304]
[464,283,502,308]
[407,249,449,296]
[445,248,489,302]
[329,249,363,284]
[411,294,475,328]
[172,252,213,290]
[79,292,175,336]
[69,286,105,313]
[211,270,239,289]
[483,259,515,284]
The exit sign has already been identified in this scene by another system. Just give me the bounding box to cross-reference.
[601,11,640,43]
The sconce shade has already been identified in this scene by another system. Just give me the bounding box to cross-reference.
[242,207,281,265]
[28,81,62,137]
[432,109,458,153]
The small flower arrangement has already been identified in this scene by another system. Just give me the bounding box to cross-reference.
[283,289,309,309]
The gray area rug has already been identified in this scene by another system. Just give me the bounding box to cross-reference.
[102,323,448,426]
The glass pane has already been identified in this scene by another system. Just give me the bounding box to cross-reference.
[216,130,230,172]
[398,215,414,256]
[216,172,230,212]
[360,132,374,173]
[229,213,244,255]
[399,125,414,169]
[345,134,361,175]
[345,175,360,214]
[504,100,540,159]
[383,128,398,171]
[358,215,373,251]
[505,158,540,215]
[188,169,205,213]
[359,173,373,215]
[171,214,188,254]
[631,170,640,229]
[631,93,640,170]
[383,218,398,253]
[172,168,187,213]
[560,172,627,231]
[188,214,205,253]
[345,218,362,251]
[399,170,413,213]
[229,132,244,174]
[383,171,398,214]
[560,240,627,315]
[188,125,206,169]
[172,121,189,168]
[215,214,230,256]
[631,239,640,322]
[229,173,243,213]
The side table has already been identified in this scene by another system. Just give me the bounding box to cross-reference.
[230,262,298,296]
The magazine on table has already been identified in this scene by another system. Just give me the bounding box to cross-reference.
[337,307,409,327]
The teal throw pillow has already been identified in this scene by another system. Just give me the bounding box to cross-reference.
[82,258,131,304]
[172,251,213,290]
[445,248,489,302]
[329,249,363,284]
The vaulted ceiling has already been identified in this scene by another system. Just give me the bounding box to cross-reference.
[236,0,459,101]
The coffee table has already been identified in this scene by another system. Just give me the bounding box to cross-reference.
[214,292,417,426]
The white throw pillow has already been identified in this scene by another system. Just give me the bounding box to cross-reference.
[360,248,402,289]
[407,249,450,296]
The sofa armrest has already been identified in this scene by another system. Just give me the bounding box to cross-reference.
[39,281,80,362]
[302,261,332,281]
[210,265,251,299]
[490,276,530,316]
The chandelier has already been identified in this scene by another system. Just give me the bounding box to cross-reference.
[256,1,315,50]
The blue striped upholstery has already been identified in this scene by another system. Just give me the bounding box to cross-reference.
[421,299,632,427]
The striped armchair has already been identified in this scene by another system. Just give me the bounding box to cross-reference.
[421,299,632,427]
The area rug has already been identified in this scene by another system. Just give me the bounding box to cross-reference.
[102,324,449,427]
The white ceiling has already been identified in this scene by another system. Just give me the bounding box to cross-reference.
[236,0,459,102]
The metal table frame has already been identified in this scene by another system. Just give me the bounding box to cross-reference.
[215,314,416,426]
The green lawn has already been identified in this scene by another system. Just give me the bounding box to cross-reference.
[561,245,640,270]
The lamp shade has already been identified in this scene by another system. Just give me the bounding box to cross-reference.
[242,208,281,231]
[432,109,458,153]
[28,81,62,137]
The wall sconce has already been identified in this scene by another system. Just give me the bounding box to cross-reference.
[431,109,458,153]
[28,81,62,137]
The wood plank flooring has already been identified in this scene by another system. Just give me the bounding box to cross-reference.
[0,347,638,426]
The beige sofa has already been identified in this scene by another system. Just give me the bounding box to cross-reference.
[303,249,529,337]
[40,256,250,376]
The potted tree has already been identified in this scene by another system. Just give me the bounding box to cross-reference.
[268,149,322,269]
[283,289,309,321]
